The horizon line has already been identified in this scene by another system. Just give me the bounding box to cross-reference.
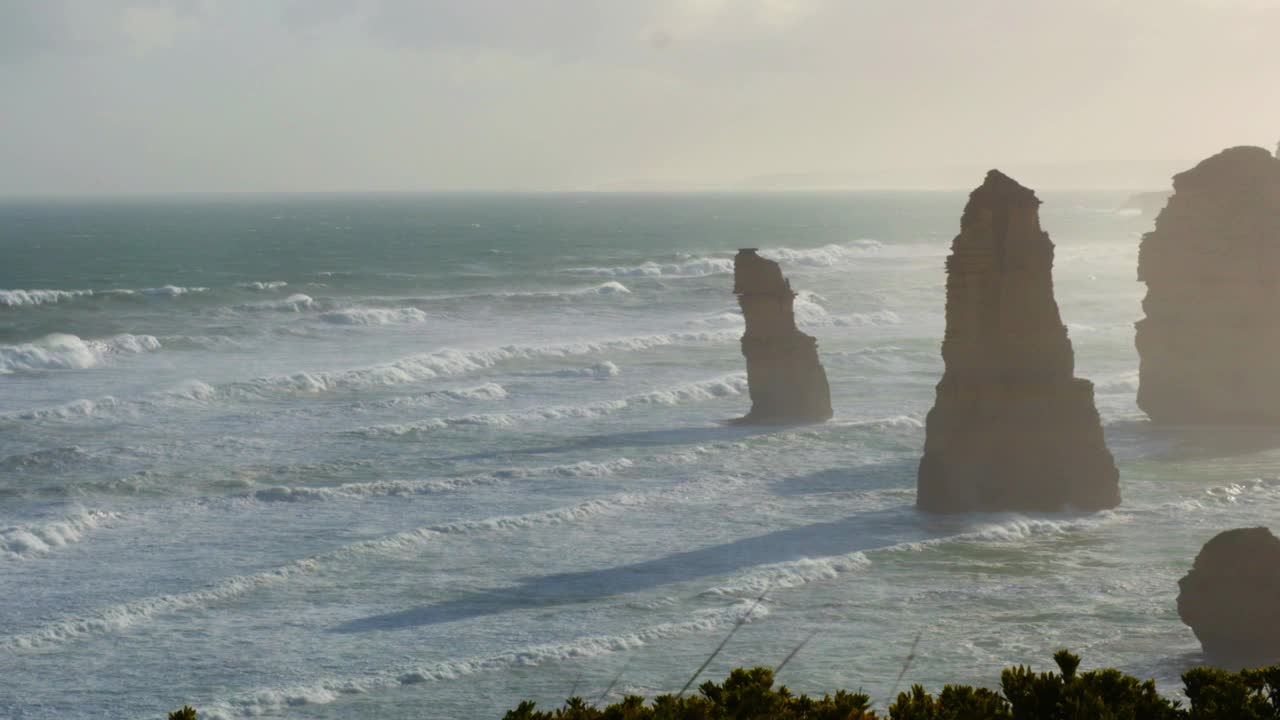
[0,185,1167,201]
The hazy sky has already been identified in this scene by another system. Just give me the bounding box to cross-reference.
[1,0,1277,194]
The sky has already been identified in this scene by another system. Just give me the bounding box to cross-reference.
[1,0,1277,194]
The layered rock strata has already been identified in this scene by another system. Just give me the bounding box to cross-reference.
[1178,527,1280,664]
[732,249,832,424]
[1135,146,1280,424]
[917,171,1120,513]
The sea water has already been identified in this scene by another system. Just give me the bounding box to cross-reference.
[1,193,1275,719]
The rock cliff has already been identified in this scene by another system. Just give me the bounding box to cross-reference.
[1136,146,1280,424]
[1178,527,1280,664]
[917,171,1120,513]
[732,249,832,424]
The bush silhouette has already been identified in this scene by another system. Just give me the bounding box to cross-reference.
[170,651,1280,719]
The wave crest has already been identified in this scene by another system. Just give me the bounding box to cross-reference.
[0,333,161,374]
[1,509,124,560]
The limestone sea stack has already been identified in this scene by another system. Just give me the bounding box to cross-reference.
[1135,146,1280,424]
[732,249,832,424]
[917,171,1120,513]
[1177,527,1280,664]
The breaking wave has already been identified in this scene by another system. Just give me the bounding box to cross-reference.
[1,509,124,560]
[2,475,750,649]
[318,307,428,326]
[560,239,897,279]
[0,446,94,472]
[760,239,883,267]
[0,285,209,307]
[251,458,635,503]
[354,374,747,438]
[0,288,95,307]
[565,257,734,278]
[884,511,1133,555]
[200,602,768,719]
[234,293,315,313]
[546,361,621,379]
[228,330,734,398]
[236,281,288,291]
[793,292,901,328]
[0,333,161,374]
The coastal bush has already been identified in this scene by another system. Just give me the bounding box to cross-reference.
[167,652,1280,719]
[498,651,1280,720]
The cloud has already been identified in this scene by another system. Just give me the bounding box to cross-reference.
[0,0,211,63]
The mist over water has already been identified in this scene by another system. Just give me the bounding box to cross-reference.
[1,193,1274,719]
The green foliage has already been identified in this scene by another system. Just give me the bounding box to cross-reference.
[500,666,876,719]
[503,651,1280,720]
[171,651,1280,719]
[1182,665,1280,719]
[999,650,1180,720]
[888,683,1011,719]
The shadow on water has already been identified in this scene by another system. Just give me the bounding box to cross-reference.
[1157,426,1280,463]
[330,460,993,635]
[331,505,919,634]
[770,461,916,497]
[1106,418,1280,464]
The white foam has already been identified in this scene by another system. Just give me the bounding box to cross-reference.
[318,307,428,325]
[565,257,735,278]
[884,511,1132,554]
[201,601,768,719]
[703,552,872,597]
[837,415,924,431]
[355,374,747,438]
[2,475,751,649]
[548,361,621,379]
[0,333,161,374]
[1,285,208,307]
[236,281,288,291]
[1,559,320,650]
[1095,371,1139,394]
[0,509,124,560]
[0,446,93,471]
[139,285,208,297]
[579,281,631,295]
[792,292,900,329]
[760,239,882,267]
[1200,477,1280,506]
[253,458,634,502]
[0,288,95,306]
[234,330,735,398]
[235,293,314,312]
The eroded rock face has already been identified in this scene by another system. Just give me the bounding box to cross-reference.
[1178,527,1280,664]
[1136,146,1280,424]
[732,249,832,424]
[917,171,1120,513]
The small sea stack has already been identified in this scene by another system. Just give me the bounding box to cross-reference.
[917,171,1120,513]
[731,249,832,424]
[1135,146,1280,424]
[1178,527,1280,664]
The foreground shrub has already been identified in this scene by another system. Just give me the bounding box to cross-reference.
[498,651,1280,720]
[168,651,1280,719]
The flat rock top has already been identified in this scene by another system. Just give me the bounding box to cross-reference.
[1173,146,1280,193]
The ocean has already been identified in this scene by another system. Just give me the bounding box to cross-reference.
[1,192,1275,719]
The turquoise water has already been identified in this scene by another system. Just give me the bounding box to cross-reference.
[1,193,1275,719]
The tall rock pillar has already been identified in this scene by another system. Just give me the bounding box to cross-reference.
[1135,146,1280,424]
[917,171,1120,512]
[732,249,833,424]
